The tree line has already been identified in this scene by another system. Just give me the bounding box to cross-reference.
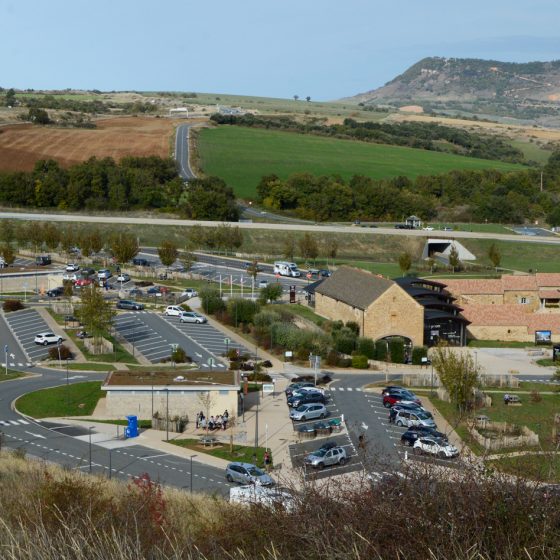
[255,150,560,223]
[209,113,526,163]
[0,157,238,220]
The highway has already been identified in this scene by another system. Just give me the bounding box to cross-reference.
[2,211,560,245]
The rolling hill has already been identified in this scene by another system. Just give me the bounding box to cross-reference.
[346,57,560,125]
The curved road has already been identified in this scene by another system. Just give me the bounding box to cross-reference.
[1,210,560,246]
[175,123,197,181]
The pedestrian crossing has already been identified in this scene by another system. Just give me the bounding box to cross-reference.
[329,387,364,392]
[0,419,30,427]
[1,362,33,368]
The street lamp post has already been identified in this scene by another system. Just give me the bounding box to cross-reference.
[108,448,112,479]
[4,345,8,376]
[190,454,197,493]
[166,388,169,441]
[151,373,155,421]
[254,391,259,461]
[89,426,94,473]
[66,358,70,413]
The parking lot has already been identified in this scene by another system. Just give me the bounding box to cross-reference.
[113,312,229,368]
[160,313,252,360]
[3,308,62,364]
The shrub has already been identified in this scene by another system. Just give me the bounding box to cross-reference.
[326,349,340,366]
[375,340,388,361]
[253,309,281,328]
[412,346,429,365]
[530,390,542,403]
[351,354,369,369]
[227,298,260,325]
[3,299,23,312]
[337,357,352,367]
[261,360,272,368]
[389,338,405,363]
[246,371,272,382]
[357,337,376,359]
[346,321,360,336]
[199,288,225,315]
[48,344,73,361]
[172,347,191,363]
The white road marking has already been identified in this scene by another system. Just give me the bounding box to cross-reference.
[24,431,46,439]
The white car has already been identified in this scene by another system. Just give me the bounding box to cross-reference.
[258,280,268,288]
[165,305,184,317]
[65,263,80,272]
[423,227,434,231]
[413,437,459,459]
[62,272,78,282]
[116,273,130,283]
[34,332,63,346]
[181,288,198,299]
[97,269,112,280]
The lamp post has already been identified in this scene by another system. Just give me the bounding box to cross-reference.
[151,372,155,421]
[66,358,70,413]
[89,426,94,473]
[4,345,8,376]
[430,362,434,396]
[57,339,62,369]
[165,388,169,442]
[190,454,197,493]
[108,448,112,479]
[254,391,259,461]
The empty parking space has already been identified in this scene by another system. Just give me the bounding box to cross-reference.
[113,313,173,363]
[4,308,60,364]
[160,314,251,360]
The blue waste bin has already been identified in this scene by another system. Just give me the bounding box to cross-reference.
[126,415,139,438]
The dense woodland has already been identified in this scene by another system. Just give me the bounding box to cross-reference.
[256,151,560,223]
[210,114,526,163]
[0,157,238,221]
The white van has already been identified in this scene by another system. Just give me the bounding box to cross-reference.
[273,261,301,278]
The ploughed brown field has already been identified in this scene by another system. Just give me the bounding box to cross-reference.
[0,117,181,171]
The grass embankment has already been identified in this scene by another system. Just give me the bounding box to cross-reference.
[86,418,152,429]
[280,304,325,326]
[197,126,524,198]
[0,370,27,381]
[0,450,558,559]
[170,438,268,466]
[467,339,536,348]
[16,381,103,418]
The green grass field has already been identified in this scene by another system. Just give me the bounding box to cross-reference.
[16,381,103,418]
[198,126,525,198]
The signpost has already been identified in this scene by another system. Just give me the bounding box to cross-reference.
[224,337,231,357]
[4,345,7,375]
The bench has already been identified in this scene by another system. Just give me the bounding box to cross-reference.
[199,436,219,447]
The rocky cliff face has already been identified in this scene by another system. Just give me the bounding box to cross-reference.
[347,57,560,123]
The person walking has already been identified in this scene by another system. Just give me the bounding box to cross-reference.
[264,451,272,472]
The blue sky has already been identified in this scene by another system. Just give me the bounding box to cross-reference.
[1,0,559,100]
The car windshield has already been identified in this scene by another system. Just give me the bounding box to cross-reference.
[311,449,327,457]
[417,412,431,420]
[296,405,309,412]
[248,467,265,476]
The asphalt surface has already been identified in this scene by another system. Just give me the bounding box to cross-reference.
[175,124,197,181]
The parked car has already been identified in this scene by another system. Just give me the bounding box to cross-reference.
[394,410,436,429]
[285,382,315,397]
[383,390,421,408]
[181,288,198,299]
[289,403,328,422]
[47,286,64,297]
[132,258,150,266]
[413,437,459,458]
[74,278,93,288]
[401,427,448,447]
[117,300,144,311]
[225,462,274,486]
[296,421,333,435]
[179,311,207,324]
[116,273,131,283]
[76,330,90,339]
[148,286,165,296]
[381,385,404,396]
[304,446,347,469]
[128,288,144,297]
[34,332,63,346]
[65,263,80,272]
[80,267,96,278]
[62,272,78,282]
[258,280,268,289]
[165,305,184,316]
[388,403,432,423]
[319,269,331,277]
[287,391,326,408]
[97,269,112,280]
[35,255,51,266]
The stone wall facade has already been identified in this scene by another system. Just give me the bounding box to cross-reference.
[103,387,238,422]
[469,420,539,450]
[315,284,424,346]
[467,324,532,342]
[504,291,539,311]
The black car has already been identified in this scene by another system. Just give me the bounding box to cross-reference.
[285,382,315,397]
[319,270,332,277]
[381,385,404,396]
[400,427,447,447]
[132,258,150,267]
[80,267,96,278]
[116,300,145,311]
[296,421,332,435]
[288,392,326,408]
[318,441,338,452]
[47,286,64,297]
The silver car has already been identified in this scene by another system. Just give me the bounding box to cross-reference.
[289,403,327,422]
[179,311,207,324]
[394,410,436,429]
[225,462,274,486]
[304,446,347,469]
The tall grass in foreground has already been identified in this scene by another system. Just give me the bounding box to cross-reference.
[0,451,559,559]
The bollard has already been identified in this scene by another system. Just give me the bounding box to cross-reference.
[404,450,408,461]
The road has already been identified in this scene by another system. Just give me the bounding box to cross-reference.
[175,124,197,181]
[2,211,560,245]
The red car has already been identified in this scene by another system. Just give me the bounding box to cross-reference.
[383,391,422,408]
[74,278,93,287]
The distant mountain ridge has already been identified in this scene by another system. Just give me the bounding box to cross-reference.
[347,57,560,124]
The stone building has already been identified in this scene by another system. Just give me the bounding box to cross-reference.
[101,370,239,421]
[313,267,468,347]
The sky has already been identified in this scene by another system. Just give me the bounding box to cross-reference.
[1,0,560,101]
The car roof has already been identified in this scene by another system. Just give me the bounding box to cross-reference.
[228,462,258,469]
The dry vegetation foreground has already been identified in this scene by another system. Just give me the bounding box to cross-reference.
[0,452,559,559]
[0,117,182,172]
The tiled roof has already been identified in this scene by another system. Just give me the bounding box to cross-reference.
[538,289,560,299]
[502,275,537,291]
[315,266,394,310]
[462,304,560,334]
[536,273,560,288]
[444,279,503,295]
